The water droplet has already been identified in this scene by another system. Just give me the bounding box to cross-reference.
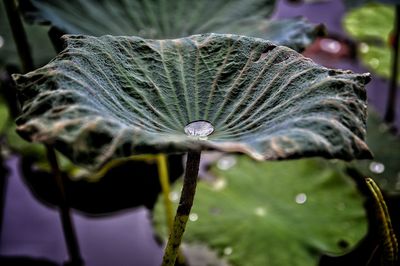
[359,43,369,53]
[184,120,214,137]
[217,156,237,170]
[0,36,4,49]
[169,191,179,202]
[212,178,227,190]
[189,213,198,222]
[295,193,307,204]
[369,162,385,174]
[223,247,233,256]
[320,38,341,54]
[369,58,380,68]
[254,207,266,217]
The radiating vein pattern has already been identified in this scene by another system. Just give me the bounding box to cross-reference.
[21,0,323,51]
[14,34,371,169]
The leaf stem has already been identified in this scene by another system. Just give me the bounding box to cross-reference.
[157,154,174,233]
[46,146,84,266]
[3,0,34,73]
[161,151,201,266]
[3,2,84,264]
[384,5,400,126]
[365,178,398,265]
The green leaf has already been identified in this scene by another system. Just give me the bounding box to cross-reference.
[20,0,323,51]
[353,109,400,195]
[154,157,368,266]
[343,3,399,81]
[13,34,371,170]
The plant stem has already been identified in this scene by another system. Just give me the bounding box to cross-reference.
[365,178,398,265]
[157,154,174,233]
[3,1,83,264]
[46,146,83,266]
[384,5,400,125]
[3,0,34,73]
[157,154,186,265]
[161,151,201,266]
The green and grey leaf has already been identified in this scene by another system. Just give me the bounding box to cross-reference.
[343,3,399,82]
[19,0,323,51]
[154,157,368,266]
[13,34,371,169]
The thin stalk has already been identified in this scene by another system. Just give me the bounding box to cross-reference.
[3,0,33,73]
[157,154,185,265]
[157,154,174,233]
[161,151,201,266]
[46,146,83,266]
[384,5,400,125]
[4,1,83,264]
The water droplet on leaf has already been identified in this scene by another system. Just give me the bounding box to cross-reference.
[224,247,233,256]
[169,191,179,202]
[189,213,199,222]
[320,38,341,54]
[217,156,237,170]
[295,193,307,204]
[212,178,227,190]
[254,207,266,217]
[184,120,214,137]
[359,43,369,53]
[369,162,385,174]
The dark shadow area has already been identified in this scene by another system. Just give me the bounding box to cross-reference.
[20,154,184,215]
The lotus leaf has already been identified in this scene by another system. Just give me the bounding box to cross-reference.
[343,3,399,82]
[19,0,323,51]
[154,157,368,266]
[13,34,371,170]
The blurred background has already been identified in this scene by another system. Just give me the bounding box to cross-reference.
[0,0,399,265]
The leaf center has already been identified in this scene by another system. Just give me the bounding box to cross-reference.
[184,120,214,137]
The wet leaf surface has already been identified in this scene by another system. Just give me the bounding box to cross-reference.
[14,34,371,169]
[154,156,368,266]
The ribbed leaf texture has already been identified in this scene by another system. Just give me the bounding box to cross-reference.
[13,34,371,169]
[19,0,323,51]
